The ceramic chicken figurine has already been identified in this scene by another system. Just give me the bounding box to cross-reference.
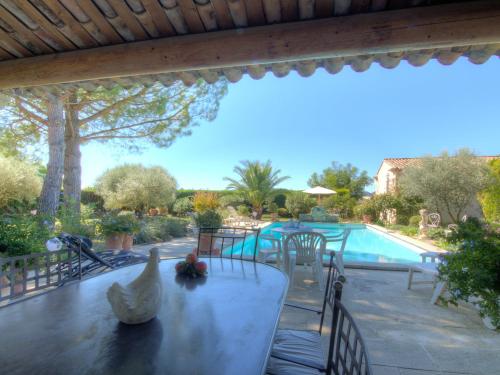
[107,248,163,324]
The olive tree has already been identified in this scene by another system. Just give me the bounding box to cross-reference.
[399,149,490,223]
[0,156,42,212]
[95,164,177,215]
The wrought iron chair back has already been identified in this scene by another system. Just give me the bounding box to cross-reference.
[328,298,372,375]
[428,213,441,227]
[284,231,326,265]
[319,251,345,334]
[196,227,260,261]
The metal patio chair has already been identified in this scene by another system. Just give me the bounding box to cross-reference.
[428,213,441,228]
[267,256,372,375]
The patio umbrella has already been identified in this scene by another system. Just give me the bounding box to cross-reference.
[303,186,336,203]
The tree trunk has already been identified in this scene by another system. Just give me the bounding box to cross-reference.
[38,93,65,220]
[63,93,81,215]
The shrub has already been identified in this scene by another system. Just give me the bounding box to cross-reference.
[267,202,278,213]
[194,209,222,229]
[163,217,188,237]
[172,197,193,216]
[354,199,377,221]
[0,215,50,257]
[409,215,421,227]
[176,189,197,199]
[0,156,42,212]
[478,159,500,223]
[135,216,188,244]
[354,194,422,224]
[237,205,250,216]
[57,203,98,238]
[80,188,105,213]
[277,208,291,218]
[427,227,446,240]
[273,193,287,208]
[438,218,500,328]
[321,188,356,219]
[285,192,316,219]
[193,192,220,213]
[400,226,418,237]
[98,213,140,236]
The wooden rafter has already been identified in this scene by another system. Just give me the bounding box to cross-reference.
[0,0,499,90]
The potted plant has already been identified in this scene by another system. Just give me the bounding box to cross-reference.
[194,209,223,254]
[100,213,140,251]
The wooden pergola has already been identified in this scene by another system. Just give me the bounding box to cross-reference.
[0,0,499,93]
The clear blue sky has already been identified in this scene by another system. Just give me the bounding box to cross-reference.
[81,57,500,192]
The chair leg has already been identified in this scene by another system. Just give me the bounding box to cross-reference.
[407,268,414,290]
[430,281,447,305]
[287,254,296,289]
[335,253,345,275]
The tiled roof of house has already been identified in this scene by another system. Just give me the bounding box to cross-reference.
[375,155,498,178]
[384,156,498,170]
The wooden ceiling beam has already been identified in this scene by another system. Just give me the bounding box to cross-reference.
[0,0,499,89]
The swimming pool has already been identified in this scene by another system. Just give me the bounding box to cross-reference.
[223,222,424,264]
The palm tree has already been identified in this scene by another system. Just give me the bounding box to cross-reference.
[224,160,289,219]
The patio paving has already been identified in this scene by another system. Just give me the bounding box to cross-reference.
[133,237,500,375]
[132,236,197,258]
[285,267,500,375]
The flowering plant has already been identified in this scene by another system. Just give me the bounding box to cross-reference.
[175,253,207,278]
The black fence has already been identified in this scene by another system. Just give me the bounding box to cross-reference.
[0,234,146,304]
[0,246,82,303]
[195,227,261,261]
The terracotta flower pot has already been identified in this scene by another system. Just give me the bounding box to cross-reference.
[197,232,220,255]
[105,233,125,250]
[122,234,134,251]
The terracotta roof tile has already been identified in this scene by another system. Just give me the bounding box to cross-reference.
[383,156,498,170]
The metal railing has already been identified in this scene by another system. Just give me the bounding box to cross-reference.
[0,246,83,303]
[195,227,261,261]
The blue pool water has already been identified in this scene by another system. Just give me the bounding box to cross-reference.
[224,222,423,264]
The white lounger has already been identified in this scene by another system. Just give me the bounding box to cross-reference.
[407,252,447,304]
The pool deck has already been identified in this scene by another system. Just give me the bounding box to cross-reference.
[133,237,500,375]
[284,267,500,375]
[366,224,447,254]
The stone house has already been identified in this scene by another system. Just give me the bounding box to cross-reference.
[374,156,497,224]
